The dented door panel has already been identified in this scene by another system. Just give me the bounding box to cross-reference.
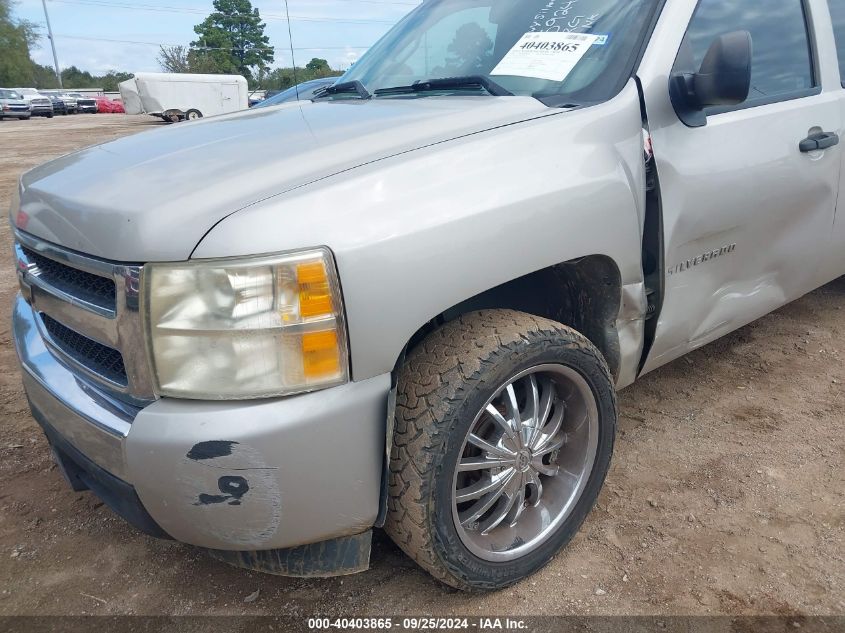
[637,0,843,374]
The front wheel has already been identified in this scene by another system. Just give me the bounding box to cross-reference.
[185,109,203,121]
[385,309,616,591]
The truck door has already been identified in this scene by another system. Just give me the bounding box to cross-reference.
[637,0,843,374]
[823,0,845,281]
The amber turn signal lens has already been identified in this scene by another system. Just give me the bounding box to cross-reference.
[297,261,334,318]
[302,330,341,379]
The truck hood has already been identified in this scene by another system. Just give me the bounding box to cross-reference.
[18,97,556,261]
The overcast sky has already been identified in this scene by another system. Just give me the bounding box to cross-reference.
[13,0,422,75]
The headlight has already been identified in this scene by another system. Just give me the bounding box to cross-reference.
[144,248,349,400]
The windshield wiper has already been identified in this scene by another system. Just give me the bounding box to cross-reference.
[533,95,585,109]
[313,80,371,100]
[373,75,513,98]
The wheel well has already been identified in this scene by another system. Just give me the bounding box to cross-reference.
[376,255,623,528]
[403,255,623,380]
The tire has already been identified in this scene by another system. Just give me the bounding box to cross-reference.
[185,109,203,121]
[46,113,53,118]
[385,309,616,591]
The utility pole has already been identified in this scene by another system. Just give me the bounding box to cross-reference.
[41,0,63,89]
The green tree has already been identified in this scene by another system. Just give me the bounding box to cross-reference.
[98,70,133,92]
[32,63,60,89]
[191,0,274,80]
[259,59,343,91]
[29,63,132,91]
[305,58,331,77]
[60,65,95,87]
[0,0,39,86]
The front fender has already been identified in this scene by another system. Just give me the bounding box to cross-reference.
[194,81,647,382]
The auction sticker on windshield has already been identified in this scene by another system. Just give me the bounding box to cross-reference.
[491,32,600,82]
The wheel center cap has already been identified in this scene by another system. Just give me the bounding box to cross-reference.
[516,450,532,473]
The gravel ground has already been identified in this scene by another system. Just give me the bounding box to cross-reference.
[0,114,842,617]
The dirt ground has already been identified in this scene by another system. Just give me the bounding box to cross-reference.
[0,114,842,618]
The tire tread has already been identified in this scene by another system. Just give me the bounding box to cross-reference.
[384,309,614,590]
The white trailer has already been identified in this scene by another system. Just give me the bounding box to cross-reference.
[119,73,248,122]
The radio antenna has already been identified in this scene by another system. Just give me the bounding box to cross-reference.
[283,0,299,99]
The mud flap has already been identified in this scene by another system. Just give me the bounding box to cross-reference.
[207,530,372,578]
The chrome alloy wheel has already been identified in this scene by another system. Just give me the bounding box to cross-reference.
[451,364,599,562]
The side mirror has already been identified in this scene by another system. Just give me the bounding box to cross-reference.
[670,30,752,127]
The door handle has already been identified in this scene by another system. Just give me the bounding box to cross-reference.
[799,131,840,153]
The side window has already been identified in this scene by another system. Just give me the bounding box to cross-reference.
[829,0,845,86]
[675,0,816,109]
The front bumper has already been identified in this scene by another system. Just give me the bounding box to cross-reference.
[13,294,389,551]
[2,108,31,118]
[30,105,53,115]
[78,105,97,113]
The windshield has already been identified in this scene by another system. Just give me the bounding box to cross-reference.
[255,79,336,108]
[0,90,21,99]
[340,0,659,106]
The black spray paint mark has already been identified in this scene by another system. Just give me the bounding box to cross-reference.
[186,441,239,461]
[195,476,250,506]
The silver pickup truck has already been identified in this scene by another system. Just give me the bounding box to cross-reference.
[10,0,845,590]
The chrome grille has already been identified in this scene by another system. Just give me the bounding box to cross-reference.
[41,314,128,386]
[15,230,155,405]
[22,246,116,311]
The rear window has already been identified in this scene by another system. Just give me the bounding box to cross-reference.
[830,0,845,86]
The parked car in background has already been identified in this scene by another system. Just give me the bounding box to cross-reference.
[252,78,337,108]
[61,93,78,113]
[74,94,98,113]
[248,91,266,107]
[41,91,73,114]
[13,88,53,117]
[95,96,125,113]
[47,94,67,115]
[0,89,31,120]
[43,91,78,114]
